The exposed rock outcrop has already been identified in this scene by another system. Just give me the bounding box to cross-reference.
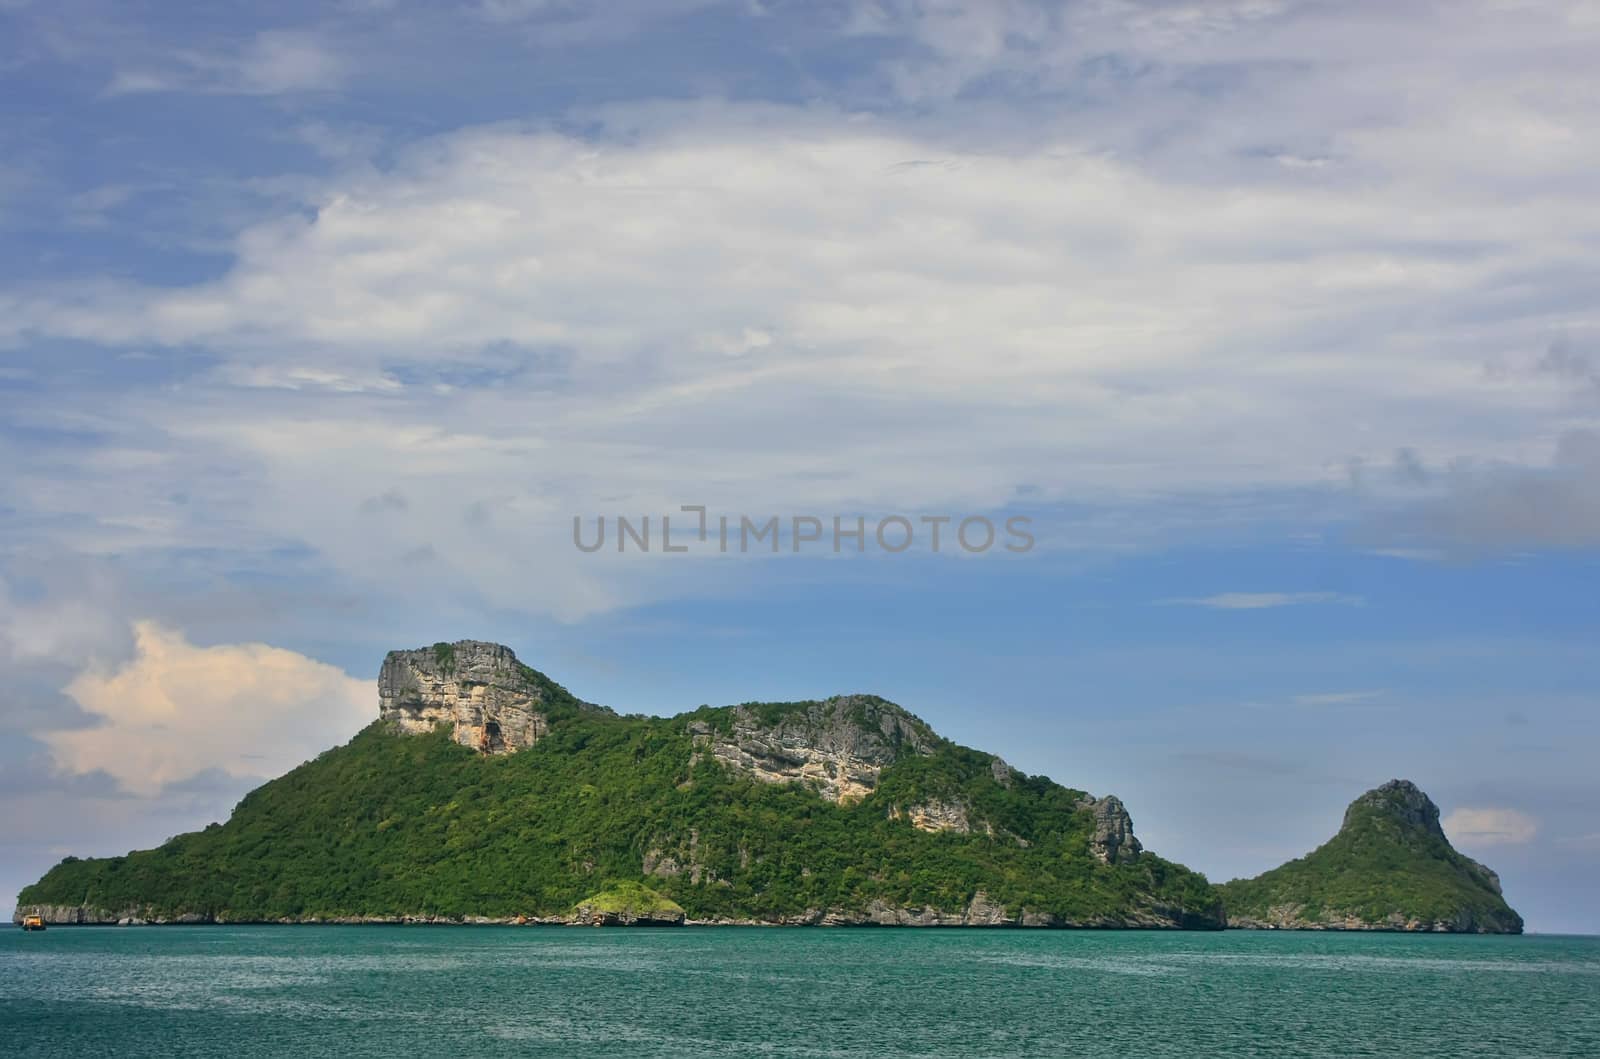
[13,903,215,926]
[702,892,1209,929]
[378,640,605,754]
[569,884,686,927]
[1079,794,1143,864]
[688,694,939,803]
[569,904,685,927]
[1224,904,1518,933]
[889,799,978,834]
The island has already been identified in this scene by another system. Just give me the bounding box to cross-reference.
[15,641,1221,928]
[1220,779,1523,932]
[14,641,1523,933]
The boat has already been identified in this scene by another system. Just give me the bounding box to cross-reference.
[21,914,46,931]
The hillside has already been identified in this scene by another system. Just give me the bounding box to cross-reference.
[15,641,1224,928]
[1219,780,1523,933]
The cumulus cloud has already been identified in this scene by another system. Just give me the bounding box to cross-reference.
[41,623,371,796]
[1443,807,1540,847]
[1161,592,1364,610]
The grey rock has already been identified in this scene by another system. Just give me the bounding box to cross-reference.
[1078,794,1143,864]
[692,695,939,803]
[378,640,607,754]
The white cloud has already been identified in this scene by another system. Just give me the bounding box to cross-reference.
[1443,807,1540,847]
[42,623,371,795]
[2,86,1590,617]
[3,0,1597,619]
[1162,592,1364,609]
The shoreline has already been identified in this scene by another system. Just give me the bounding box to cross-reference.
[11,913,1517,933]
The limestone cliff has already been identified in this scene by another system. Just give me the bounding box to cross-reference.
[378,640,607,754]
[1078,794,1143,865]
[686,695,938,803]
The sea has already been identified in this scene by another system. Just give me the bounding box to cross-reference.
[2,926,1596,1057]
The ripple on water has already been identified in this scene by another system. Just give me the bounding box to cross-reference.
[2,928,1597,1058]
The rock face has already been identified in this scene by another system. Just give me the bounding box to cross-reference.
[1344,778,1440,834]
[13,903,215,926]
[687,695,939,803]
[714,891,1210,929]
[1079,795,1143,864]
[1220,779,1524,933]
[890,799,978,835]
[378,640,604,754]
[569,904,685,927]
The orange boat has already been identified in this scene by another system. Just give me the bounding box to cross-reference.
[20,914,46,931]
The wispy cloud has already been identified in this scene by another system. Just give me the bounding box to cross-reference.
[105,31,344,97]
[1365,547,1446,562]
[1292,690,1383,706]
[1160,592,1365,610]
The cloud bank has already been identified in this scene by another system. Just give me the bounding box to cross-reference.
[43,623,371,796]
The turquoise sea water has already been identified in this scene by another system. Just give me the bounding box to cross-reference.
[2,927,1597,1057]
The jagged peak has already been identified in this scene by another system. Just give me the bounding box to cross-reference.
[382,639,521,676]
[722,694,942,757]
[1341,778,1445,838]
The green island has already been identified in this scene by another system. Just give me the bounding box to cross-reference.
[15,642,1520,932]
[1219,779,1523,932]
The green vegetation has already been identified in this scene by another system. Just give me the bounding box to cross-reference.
[431,642,455,671]
[1219,783,1522,931]
[18,703,1223,927]
[574,882,684,920]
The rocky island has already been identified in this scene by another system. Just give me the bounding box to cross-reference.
[14,641,1223,929]
[13,642,1523,932]
[1220,779,1523,933]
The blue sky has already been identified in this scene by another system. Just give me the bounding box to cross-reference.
[3,0,1599,932]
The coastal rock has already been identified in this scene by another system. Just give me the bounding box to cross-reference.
[12,903,112,925]
[12,903,216,926]
[688,695,938,803]
[569,904,686,927]
[378,640,605,754]
[569,884,686,927]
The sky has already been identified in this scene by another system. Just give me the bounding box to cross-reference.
[2,0,1598,932]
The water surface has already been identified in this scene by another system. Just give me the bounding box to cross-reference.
[3,927,1596,1056]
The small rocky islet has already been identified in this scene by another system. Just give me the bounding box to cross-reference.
[15,640,1521,932]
